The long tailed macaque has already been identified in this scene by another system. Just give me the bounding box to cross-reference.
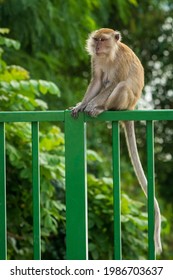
[71,28,162,254]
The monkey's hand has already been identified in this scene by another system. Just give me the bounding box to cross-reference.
[84,103,104,117]
[71,107,80,118]
[71,102,86,118]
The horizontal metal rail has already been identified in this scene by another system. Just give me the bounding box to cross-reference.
[0,109,173,122]
[85,110,173,121]
[0,111,64,122]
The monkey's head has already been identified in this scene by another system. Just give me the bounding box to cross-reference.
[86,28,121,59]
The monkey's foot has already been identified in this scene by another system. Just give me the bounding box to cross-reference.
[85,107,104,117]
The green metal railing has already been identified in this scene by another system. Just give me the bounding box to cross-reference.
[0,109,173,260]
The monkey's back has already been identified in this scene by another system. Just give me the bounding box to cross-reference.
[117,42,144,96]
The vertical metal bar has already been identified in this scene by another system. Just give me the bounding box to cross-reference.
[0,122,7,260]
[32,122,41,260]
[112,121,122,260]
[65,111,88,260]
[146,121,155,260]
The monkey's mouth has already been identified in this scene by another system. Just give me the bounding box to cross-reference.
[95,50,105,56]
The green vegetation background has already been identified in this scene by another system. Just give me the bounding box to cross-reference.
[0,0,173,259]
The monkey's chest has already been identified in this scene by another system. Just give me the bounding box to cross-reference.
[103,78,110,87]
[102,70,117,88]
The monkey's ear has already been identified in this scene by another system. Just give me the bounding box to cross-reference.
[114,31,122,41]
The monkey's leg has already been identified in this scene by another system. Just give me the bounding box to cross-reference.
[84,92,110,117]
[84,82,119,117]
[105,82,136,110]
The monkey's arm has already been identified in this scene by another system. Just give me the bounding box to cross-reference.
[82,77,102,104]
[71,76,102,118]
[71,59,103,118]
[84,82,117,117]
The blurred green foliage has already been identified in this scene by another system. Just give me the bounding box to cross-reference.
[0,0,173,259]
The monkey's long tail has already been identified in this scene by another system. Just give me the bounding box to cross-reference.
[124,120,162,254]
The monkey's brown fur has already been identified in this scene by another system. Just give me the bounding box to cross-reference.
[71,28,162,254]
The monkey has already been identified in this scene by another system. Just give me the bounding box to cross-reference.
[71,28,162,254]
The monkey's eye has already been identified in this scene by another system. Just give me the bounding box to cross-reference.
[93,37,108,42]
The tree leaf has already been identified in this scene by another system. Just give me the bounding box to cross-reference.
[10,80,20,90]
[0,28,10,34]
[0,36,20,49]
[39,80,49,94]
[48,82,60,96]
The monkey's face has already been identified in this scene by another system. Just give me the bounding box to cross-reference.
[93,36,113,56]
[86,28,121,58]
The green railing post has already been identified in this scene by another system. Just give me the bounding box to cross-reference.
[32,122,41,260]
[112,121,122,260]
[0,122,7,260]
[147,121,155,260]
[65,111,88,260]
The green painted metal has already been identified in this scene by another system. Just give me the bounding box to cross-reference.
[1,109,173,123]
[0,111,64,122]
[0,123,7,260]
[146,121,155,260]
[65,111,88,260]
[112,121,122,260]
[32,122,41,260]
[0,110,170,260]
[85,109,173,121]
